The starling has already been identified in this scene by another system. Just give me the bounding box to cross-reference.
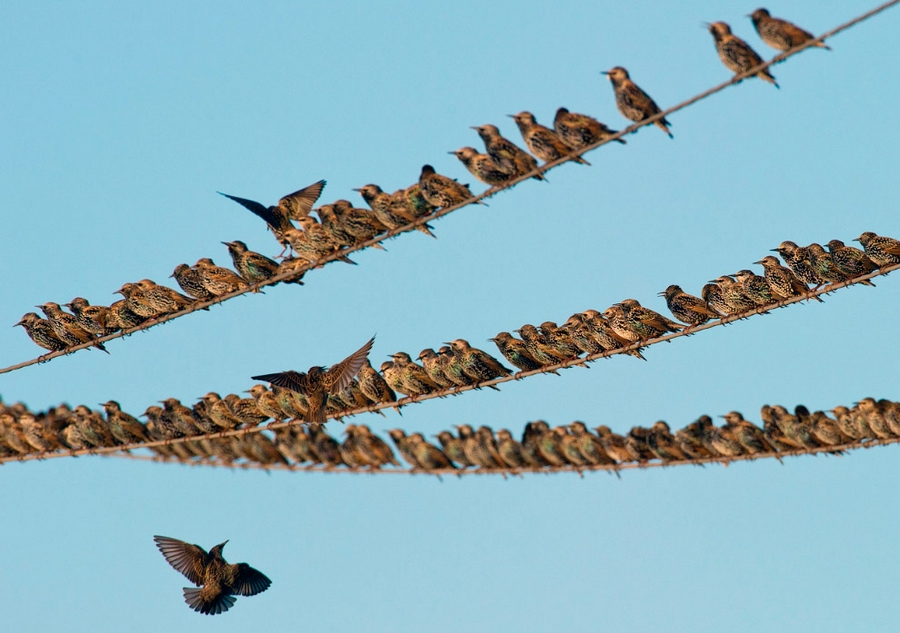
[159,399,200,437]
[313,203,356,250]
[418,349,454,388]
[407,433,454,471]
[356,425,399,467]
[772,405,819,448]
[283,217,356,266]
[100,400,150,444]
[226,394,269,427]
[879,400,900,437]
[854,232,900,268]
[447,339,511,384]
[475,426,506,467]
[0,413,33,454]
[192,258,248,296]
[154,536,271,615]
[245,385,285,423]
[830,405,870,441]
[387,429,419,468]
[825,239,877,283]
[339,426,366,469]
[134,279,195,316]
[330,199,389,246]
[457,424,501,468]
[18,413,60,453]
[534,425,568,467]
[855,398,894,439]
[660,284,718,327]
[753,255,820,302]
[700,282,731,317]
[806,243,850,286]
[708,276,757,314]
[705,421,744,457]
[219,180,326,254]
[537,322,582,360]
[222,240,282,285]
[14,313,68,354]
[418,165,478,209]
[733,269,776,306]
[389,351,442,396]
[554,107,625,150]
[71,405,116,448]
[108,299,146,330]
[251,337,375,425]
[308,425,343,467]
[647,421,689,462]
[581,310,646,360]
[396,183,438,221]
[808,410,851,447]
[65,298,118,337]
[600,305,642,345]
[520,421,551,466]
[354,184,435,237]
[496,429,537,468]
[449,147,515,186]
[489,332,543,372]
[38,302,108,352]
[435,430,471,467]
[760,405,800,451]
[674,418,715,459]
[557,426,591,467]
[471,124,543,180]
[436,344,472,386]
[625,426,656,462]
[721,411,775,455]
[602,67,672,137]
[707,22,778,87]
[510,111,589,165]
[171,264,216,301]
[617,299,683,340]
[771,241,823,287]
[749,8,830,52]
[357,359,399,410]
[201,393,242,430]
[568,421,614,466]
[560,315,603,355]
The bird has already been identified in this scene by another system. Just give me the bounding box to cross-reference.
[706,22,778,87]
[317,202,386,250]
[354,184,435,237]
[219,180,326,255]
[753,255,820,302]
[389,351,442,396]
[171,264,216,301]
[825,239,877,282]
[749,8,830,52]
[14,313,68,354]
[356,359,399,411]
[100,401,149,444]
[733,269,776,306]
[708,276,757,314]
[64,298,117,337]
[647,421,690,462]
[418,165,478,209]
[449,147,515,186]
[602,67,672,137]
[282,216,356,265]
[806,243,852,286]
[193,258,248,296]
[617,299,683,340]
[560,315,603,355]
[408,433,455,471]
[515,324,569,365]
[37,302,108,353]
[435,430,472,467]
[568,421,614,466]
[660,285,718,327]
[251,337,374,425]
[387,429,419,468]
[471,124,543,180]
[222,240,288,286]
[447,339,511,384]
[580,310,646,360]
[418,349,454,388]
[107,299,146,330]
[489,332,544,372]
[509,111,589,165]
[153,536,271,616]
[854,232,900,268]
[554,108,625,150]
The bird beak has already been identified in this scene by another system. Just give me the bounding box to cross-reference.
[600,71,609,75]
[506,114,515,118]
[351,187,362,192]
[701,21,711,28]
[447,151,457,155]
[752,260,764,265]
[656,291,666,297]
[469,126,481,131]
[769,248,780,252]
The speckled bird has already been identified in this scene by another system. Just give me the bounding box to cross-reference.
[387,351,440,397]
[471,124,543,180]
[407,433,454,471]
[354,184,433,237]
[171,264,215,301]
[537,321,582,360]
[449,147,515,186]
[108,299,146,330]
[100,401,149,445]
[193,258,248,296]
[660,285,718,327]
[251,337,374,425]
[447,339,511,386]
[154,536,271,616]
[489,332,543,372]
[38,302,108,352]
[560,315,603,355]
[721,411,775,455]
[854,232,900,268]
[806,243,849,286]
[317,201,386,250]
[771,241,823,287]
[647,421,689,462]
[825,239,877,283]
[387,429,418,468]
[733,269,776,306]
[356,359,398,410]
[709,276,757,314]
[65,298,117,337]
[749,8,830,52]
[510,111,589,165]
[707,22,778,87]
[581,309,646,359]
[435,430,471,468]
[569,421,614,466]
[222,241,285,286]
[515,324,568,365]
[753,255,819,302]
[554,108,625,150]
[417,349,454,388]
[418,165,478,209]
[283,217,356,265]
[674,418,715,459]
[617,299,683,340]
[602,67,672,137]
[15,313,68,354]
[497,429,538,468]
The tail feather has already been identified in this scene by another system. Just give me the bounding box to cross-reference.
[183,587,236,616]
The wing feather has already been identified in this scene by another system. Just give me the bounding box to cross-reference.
[153,536,207,586]
[218,192,280,231]
[233,563,273,596]
[278,180,326,220]
[251,371,311,394]
[325,336,375,393]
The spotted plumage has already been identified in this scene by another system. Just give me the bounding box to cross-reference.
[708,22,777,87]
[171,264,215,301]
[510,111,589,165]
[65,298,117,337]
[733,269,776,306]
[825,239,877,283]
[854,232,900,268]
[418,164,478,209]
[450,147,514,186]
[660,284,718,326]
[471,124,543,180]
[750,8,830,52]
[554,107,625,150]
[222,240,285,285]
[38,302,108,352]
[753,255,820,302]
[603,66,672,137]
[15,312,68,354]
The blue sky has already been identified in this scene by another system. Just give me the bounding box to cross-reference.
[2,1,899,631]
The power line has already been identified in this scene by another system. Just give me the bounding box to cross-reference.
[0,261,895,466]
[3,0,896,377]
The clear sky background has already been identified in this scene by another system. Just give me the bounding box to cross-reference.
[2,1,899,631]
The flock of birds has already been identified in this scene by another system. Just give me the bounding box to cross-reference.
[4,393,900,473]
[12,8,834,361]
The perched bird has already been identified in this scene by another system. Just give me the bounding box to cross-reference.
[449,147,515,186]
[749,8,830,52]
[251,337,374,425]
[14,313,68,354]
[387,429,418,468]
[435,430,472,468]
[154,536,271,616]
[38,302,108,353]
[193,258,248,296]
[471,124,543,180]
[825,239,877,283]
[709,276,757,314]
[447,339,511,385]
[537,322,581,360]
[733,269,776,306]
[674,418,715,459]
[554,108,625,150]
[489,332,543,372]
[355,425,399,467]
[647,421,689,462]
[107,299,146,330]
[219,180,326,254]
[515,324,569,365]
[65,298,117,337]
[418,165,478,209]
[617,299,683,340]
[120,280,195,318]
[568,421,614,466]
[496,429,537,468]
[418,349,454,388]
[389,351,442,396]
[806,243,850,286]
[283,217,356,265]
[354,184,434,237]
[101,401,149,445]
[580,310,646,360]
[660,285,718,327]
[408,432,455,471]
[316,202,385,252]
[602,67,672,137]
[754,255,820,302]
[854,232,900,268]
[356,359,399,410]
[721,411,775,455]
[222,240,283,285]
[707,22,777,86]
[171,264,216,301]
[560,315,603,355]
[510,111,589,165]
[457,424,501,468]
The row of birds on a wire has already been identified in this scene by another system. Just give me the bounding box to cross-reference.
[12,7,831,360]
[4,392,899,472]
[7,230,898,459]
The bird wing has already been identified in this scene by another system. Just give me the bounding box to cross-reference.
[324,336,376,393]
[153,536,207,586]
[218,192,281,231]
[251,370,311,394]
[232,563,273,596]
[278,180,326,220]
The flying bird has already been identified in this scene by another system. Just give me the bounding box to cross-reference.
[251,337,375,425]
[153,536,271,616]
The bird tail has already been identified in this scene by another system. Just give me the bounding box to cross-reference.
[415,224,437,238]
[655,119,673,138]
[183,587,236,616]
[93,340,110,354]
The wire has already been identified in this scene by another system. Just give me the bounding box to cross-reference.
[0,261,895,466]
[103,430,900,477]
[3,0,896,377]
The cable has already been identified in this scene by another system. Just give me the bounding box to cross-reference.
[3,0,895,376]
[0,261,895,466]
